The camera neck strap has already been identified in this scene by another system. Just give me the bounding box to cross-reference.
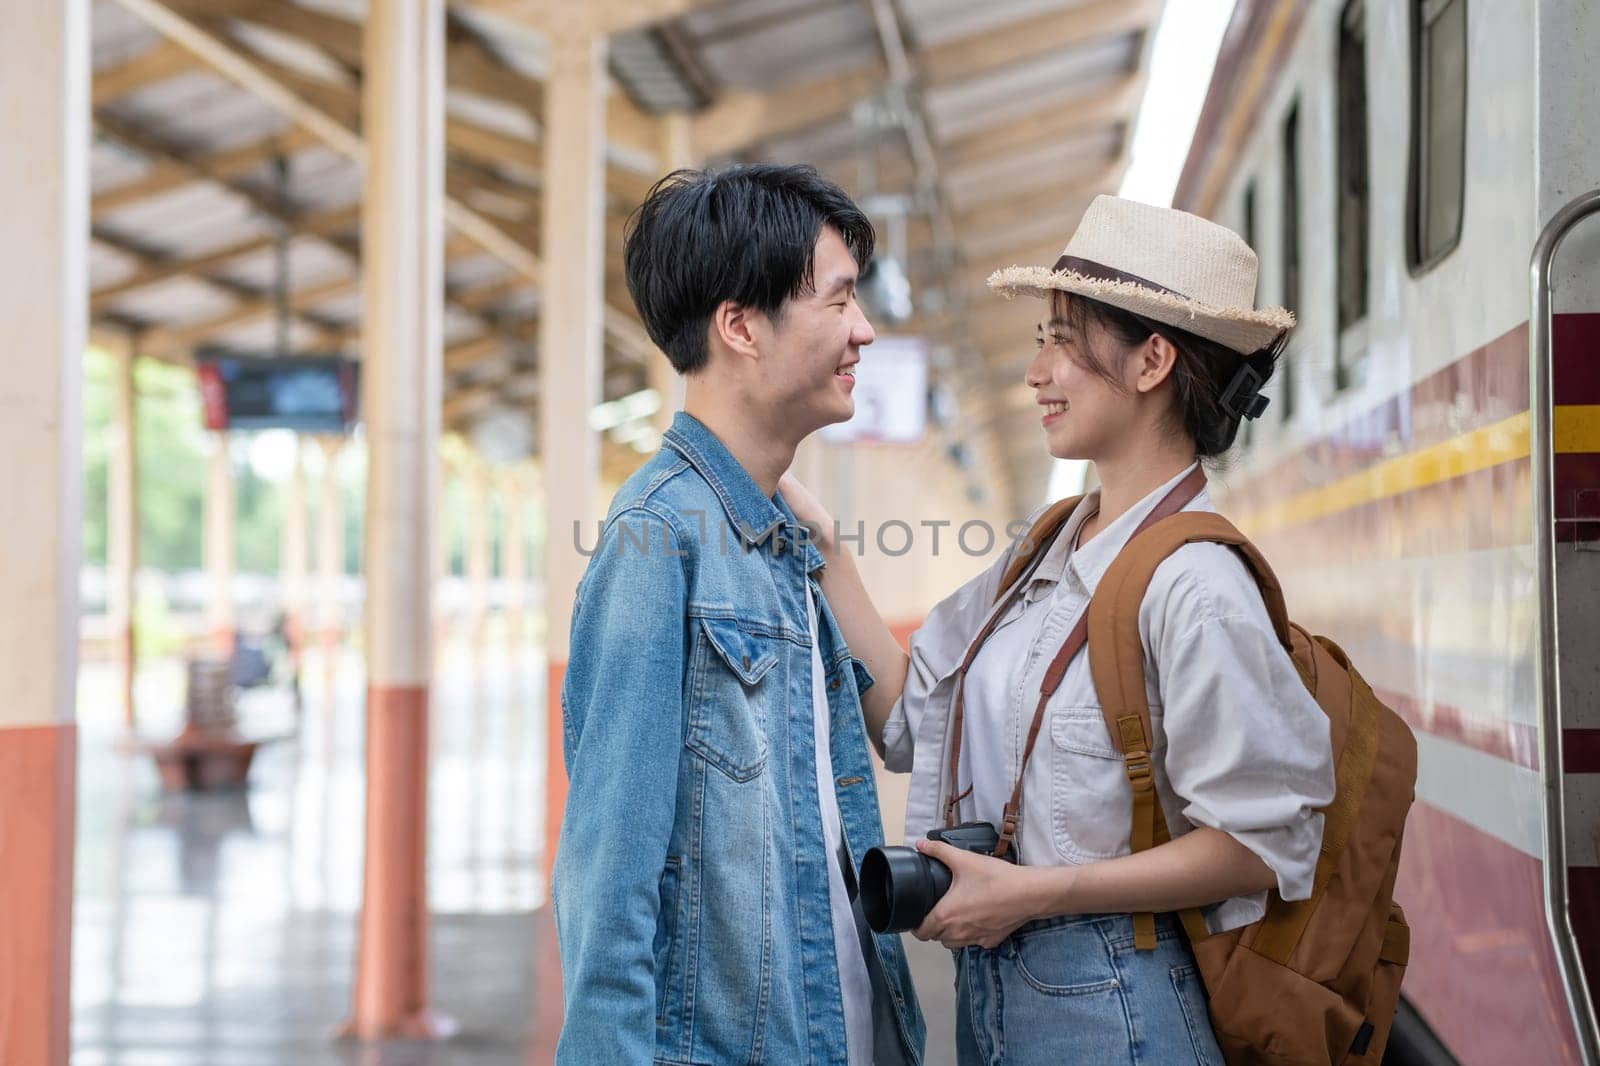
[942,465,1208,860]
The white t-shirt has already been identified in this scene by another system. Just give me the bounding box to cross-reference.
[807,584,874,1066]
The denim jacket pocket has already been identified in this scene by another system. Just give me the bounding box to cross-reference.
[686,615,776,782]
[1048,708,1135,863]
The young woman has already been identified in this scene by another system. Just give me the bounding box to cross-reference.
[781,196,1337,1064]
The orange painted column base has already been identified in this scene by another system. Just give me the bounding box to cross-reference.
[340,684,455,1042]
[0,722,76,1066]
[544,660,568,896]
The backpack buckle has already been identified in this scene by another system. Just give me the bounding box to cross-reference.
[1124,754,1153,788]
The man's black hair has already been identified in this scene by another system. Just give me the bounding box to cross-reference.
[622,163,876,375]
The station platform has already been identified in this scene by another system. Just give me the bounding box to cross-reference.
[67,640,956,1065]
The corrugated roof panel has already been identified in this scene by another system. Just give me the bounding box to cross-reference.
[107,276,238,327]
[226,19,354,86]
[498,289,540,318]
[692,3,878,90]
[444,308,484,345]
[91,137,150,195]
[924,31,1136,142]
[944,125,1122,209]
[230,144,357,214]
[210,316,343,354]
[213,238,350,292]
[90,243,141,291]
[447,92,540,141]
[312,289,363,324]
[759,115,869,168]
[294,0,364,21]
[453,5,550,81]
[901,0,1099,49]
[107,71,293,155]
[446,254,513,291]
[680,0,835,39]
[98,183,271,260]
[92,0,163,69]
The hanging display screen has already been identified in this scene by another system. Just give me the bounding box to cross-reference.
[195,350,358,433]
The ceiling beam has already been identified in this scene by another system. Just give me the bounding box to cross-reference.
[445,334,509,375]
[93,108,553,368]
[92,204,361,310]
[918,0,1159,87]
[90,225,349,348]
[689,64,884,160]
[139,274,357,359]
[487,0,732,37]
[93,125,318,215]
[108,0,657,364]
[961,204,1099,261]
[93,39,195,105]
[940,74,1141,168]
[956,180,1102,243]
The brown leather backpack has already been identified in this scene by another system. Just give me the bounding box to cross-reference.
[995,495,1418,1065]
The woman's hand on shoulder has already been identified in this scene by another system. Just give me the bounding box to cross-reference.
[911,839,1062,950]
[778,472,836,553]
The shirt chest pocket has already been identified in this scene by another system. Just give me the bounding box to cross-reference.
[686,615,778,783]
[1047,707,1142,864]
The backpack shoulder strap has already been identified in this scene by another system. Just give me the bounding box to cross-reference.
[1088,512,1292,748]
[994,495,1084,603]
[1084,510,1292,949]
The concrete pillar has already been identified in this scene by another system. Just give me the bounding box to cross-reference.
[466,460,491,650]
[500,471,526,647]
[281,437,309,697]
[0,3,86,1062]
[203,433,236,656]
[316,437,344,662]
[109,338,140,730]
[432,455,451,650]
[344,0,448,1042]
[539,9,606,888]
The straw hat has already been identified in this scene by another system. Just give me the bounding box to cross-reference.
[987,195,1294,355]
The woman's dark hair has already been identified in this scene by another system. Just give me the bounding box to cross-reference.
[623,164,876,375]
[1051,291,1287,459]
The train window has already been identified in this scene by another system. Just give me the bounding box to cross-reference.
[1336,0,1370,389]
[1281,105,1300,423]
[1409,0,1467,270]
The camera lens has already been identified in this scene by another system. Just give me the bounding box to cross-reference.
[859,845,954,933]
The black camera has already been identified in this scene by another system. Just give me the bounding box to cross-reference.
[858,822,1017,934]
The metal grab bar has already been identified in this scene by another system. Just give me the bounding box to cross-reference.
[1531,187,1600,1066]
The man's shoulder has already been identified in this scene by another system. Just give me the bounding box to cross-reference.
[603,447,721,544]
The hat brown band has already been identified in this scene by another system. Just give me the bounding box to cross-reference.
[1053,254,1189,300]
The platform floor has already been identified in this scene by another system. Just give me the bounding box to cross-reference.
[69,640,956,1065]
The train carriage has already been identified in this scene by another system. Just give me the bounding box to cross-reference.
[1174,1,1600,1061]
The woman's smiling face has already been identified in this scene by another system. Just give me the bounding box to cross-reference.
[1024,291,1154,462]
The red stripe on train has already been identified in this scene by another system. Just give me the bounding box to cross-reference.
[1377,687,1541,771]
[1555,313,1600,406]
[1398,800,1583,1065]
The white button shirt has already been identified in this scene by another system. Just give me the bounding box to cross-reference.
[883,464,1336,932]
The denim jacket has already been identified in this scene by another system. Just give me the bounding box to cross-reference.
[553,412,926,1066]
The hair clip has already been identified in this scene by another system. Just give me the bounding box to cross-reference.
[1220,363,1270,421]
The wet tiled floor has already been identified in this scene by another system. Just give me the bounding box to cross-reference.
[69,639,954,1065]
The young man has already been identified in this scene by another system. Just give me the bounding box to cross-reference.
[552,165,925,1065]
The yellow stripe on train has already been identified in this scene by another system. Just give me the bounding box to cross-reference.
[1234,406,1600,536]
